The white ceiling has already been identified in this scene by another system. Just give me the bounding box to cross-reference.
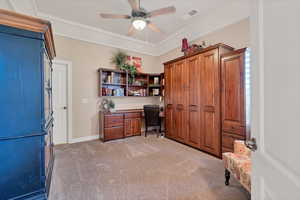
[35,0,237,44]
[3,0,250,56]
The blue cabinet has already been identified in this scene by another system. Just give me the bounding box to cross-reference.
[0,10,56,200]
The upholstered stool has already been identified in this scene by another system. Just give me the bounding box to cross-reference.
[222,140,252,192]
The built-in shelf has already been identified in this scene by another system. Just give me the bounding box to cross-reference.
[148,85,161,88]
[98,68,164,97]
[102,83,126,86]
[128,85,148,87]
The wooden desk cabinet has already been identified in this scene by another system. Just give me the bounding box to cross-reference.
[100,110,142,141]
[125,113,142,137]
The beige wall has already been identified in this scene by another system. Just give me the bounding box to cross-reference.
[54,18,249,140]
[159,18,250,65]
[54,35,161,139]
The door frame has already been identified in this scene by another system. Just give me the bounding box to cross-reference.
[52,59,73,144]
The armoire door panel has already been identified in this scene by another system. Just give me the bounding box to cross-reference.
[175,110,187,142]
[202,111,216,151]
[187,55,201,147]
[200,49,221,156]
[164,64,175,138]
[202,51,217,107]
[164,64,173,105]
[221,50,246,130]
[173,60,188,142]
[222,58,243,122]
[188,109,200,147]
[165,104,174,138]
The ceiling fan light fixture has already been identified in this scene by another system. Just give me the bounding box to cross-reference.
[132,18,146,30]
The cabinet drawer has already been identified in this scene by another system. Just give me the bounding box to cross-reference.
[222,121,246,136]
[222,132,245,153]
[104,114,124,128]
[222,146,233,154]
[124,112,141,119]
[104,126,124,141]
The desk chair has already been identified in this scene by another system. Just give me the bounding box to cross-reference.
[143,105,161,137]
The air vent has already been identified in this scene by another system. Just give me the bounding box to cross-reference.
[188,10,198,16]
[182,10,198,20]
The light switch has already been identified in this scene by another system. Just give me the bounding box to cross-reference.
[81,98,88,104]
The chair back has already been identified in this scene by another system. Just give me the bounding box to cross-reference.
[144,105,160,126]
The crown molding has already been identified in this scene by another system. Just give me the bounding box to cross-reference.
[5,0,250,57]
[8,0,38,16]
[0,8,56,59]
[37,12,159,56]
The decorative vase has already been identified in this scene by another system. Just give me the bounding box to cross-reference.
[181,38,189,53]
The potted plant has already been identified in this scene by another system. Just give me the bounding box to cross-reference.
[120,63,137,84]
[101,99,116,112]
[111,50,137,84]
[108,100,115,112]
[111,50,128,68]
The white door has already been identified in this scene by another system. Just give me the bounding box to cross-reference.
[52,62,68,145]
[250,0,300,199]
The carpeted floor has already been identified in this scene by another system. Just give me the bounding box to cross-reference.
[50,135,250,200]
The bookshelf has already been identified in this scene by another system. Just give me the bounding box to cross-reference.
[98,68,164,97]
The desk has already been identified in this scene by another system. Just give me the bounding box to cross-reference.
[116,109,165,118]
[99,109,164,142]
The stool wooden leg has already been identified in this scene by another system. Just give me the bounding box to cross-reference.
[225,169,230,186]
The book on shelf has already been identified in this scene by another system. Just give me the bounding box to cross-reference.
[154,77,160,85]
[152,88,160,96]
[102,87,124,96]
[128,88,147,96]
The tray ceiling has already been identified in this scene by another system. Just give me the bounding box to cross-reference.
[3,0,250,55]
[35,0,237,44]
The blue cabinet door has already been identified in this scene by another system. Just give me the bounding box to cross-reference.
[0,137,45,200]
[0,27,49,200]
[0,31,43,138]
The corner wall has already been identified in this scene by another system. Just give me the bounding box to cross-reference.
[54,35,161,139]
[54,18,250,140]
[159,18,250,66]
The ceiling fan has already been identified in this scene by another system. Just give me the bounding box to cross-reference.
[99,0,176,36]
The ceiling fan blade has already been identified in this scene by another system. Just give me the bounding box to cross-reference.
[128,0,139,11]
[147,22,162,33]
[128,25,136,36]
[148,6,176,18]
[100,13,131,19]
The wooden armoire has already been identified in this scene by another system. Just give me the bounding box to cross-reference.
[220,48,248,153]
[164,43,245,157]
[0,9,55,199]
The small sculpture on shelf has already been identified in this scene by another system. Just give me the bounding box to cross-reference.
[101,99,115,112]
[181,38,205,56]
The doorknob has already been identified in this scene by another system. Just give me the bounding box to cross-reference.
[63,106,67,110]
[245,137,258,152]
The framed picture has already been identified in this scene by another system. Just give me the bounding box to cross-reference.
[127,56,142,73]
[132,56,142,73]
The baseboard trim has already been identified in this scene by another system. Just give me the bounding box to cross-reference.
[70,135,99,144]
